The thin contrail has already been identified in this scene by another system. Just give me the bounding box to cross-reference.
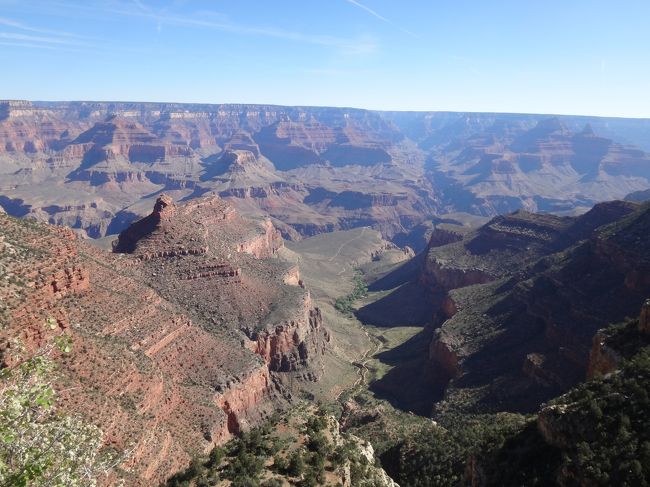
[345,0,391,23]
[344,0,418,38]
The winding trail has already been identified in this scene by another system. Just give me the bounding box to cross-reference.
[354,327,383,389]
[328,227,367,262]
[336,315,383,402]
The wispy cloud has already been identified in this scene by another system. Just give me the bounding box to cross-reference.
[344,0,418,38]
[0,14,133,54]
[0,1,379,56]
[103,2,378,55]
[0,40,99,54]
[0,14,102,53]
[0,32,78,45]
[0,16,91,39]
[0,40,60,50]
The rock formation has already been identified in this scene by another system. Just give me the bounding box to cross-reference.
[586,330,624,378]
[0,193,330,485]
[587,298,650,378]
[640,299,650,334]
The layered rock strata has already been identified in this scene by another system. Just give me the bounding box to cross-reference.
[0,193,330,485]
[4,101,649,242]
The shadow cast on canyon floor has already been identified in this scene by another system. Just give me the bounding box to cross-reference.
[355,280,433,328]
[357,252,441,415]
[368,327,441,416]
[367,252,425,292]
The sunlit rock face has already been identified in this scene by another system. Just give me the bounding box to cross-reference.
[0,192,330,485]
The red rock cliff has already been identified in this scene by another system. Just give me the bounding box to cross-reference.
[1,197,330,485]
[249,293,330,377]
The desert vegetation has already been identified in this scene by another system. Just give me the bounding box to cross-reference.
[334,271,368,316]
[0,322,115,486]
[166,404,393,487]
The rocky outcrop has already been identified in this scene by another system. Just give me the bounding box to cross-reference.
[223,132,260,156]
[0,99,36,119]
[70,118,192,163]
[419,211,572,301]
[639,299,650,334]
[586,299,650,379]
[214,367,272,437]
[421,257,492,292]
[586,331,623,379]
[112,194,182,253]
[217,181,304,200]
[281,265,301,286]
[236,218,284,258]
[250,296,329,375]
[593,236,650,292]
[522,353,564,386]
[427,227,464,248]
[351,437,400,487]
[428,330,461,388]
[439,295,458,320]
[47,265,90,297]
[536,403,571,449]
[113,193,233,255]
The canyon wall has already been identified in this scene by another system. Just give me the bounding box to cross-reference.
[250,294,330,377]
[416,201,650,415]
[0,193,331,485]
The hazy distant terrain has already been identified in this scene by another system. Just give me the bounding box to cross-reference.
[2,100,650,248]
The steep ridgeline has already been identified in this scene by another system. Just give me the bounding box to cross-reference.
[414,199,650,415]
[0,194,329,485]
[2,100,650,242]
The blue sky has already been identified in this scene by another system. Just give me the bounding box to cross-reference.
[1,0,649,117]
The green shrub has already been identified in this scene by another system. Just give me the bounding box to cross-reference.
[334,272,367,315]
[0,329,115,487]
[207,446,225,469]
[272,453,288,473]
[287,450,305,477]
